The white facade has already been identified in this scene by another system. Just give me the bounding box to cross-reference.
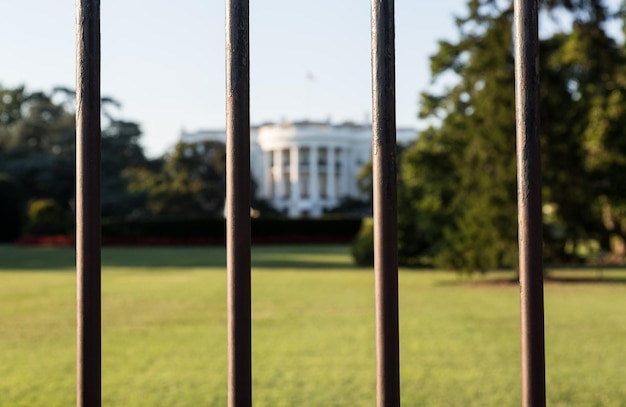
[180,121,416,218]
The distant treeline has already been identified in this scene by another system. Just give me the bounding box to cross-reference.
[4,0,626,273]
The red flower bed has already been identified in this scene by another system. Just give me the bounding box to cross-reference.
[15,235,75,246]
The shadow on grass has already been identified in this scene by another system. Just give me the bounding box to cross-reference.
[0,244,356,271]
[0,245,76,271]
[545,266,626,284]
[545,276,626,284]
[250,245,355,270]
[436,267,626,287]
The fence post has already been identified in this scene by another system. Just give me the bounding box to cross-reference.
[75,0,102,406]
[514,0,546,406]
[226,0,252,406]
[371,0,401,405]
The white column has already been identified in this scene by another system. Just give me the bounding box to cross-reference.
[339,147,351,198]
[289,146,300,216]
[327,146,336,202]
[310,146,320,216]
[263,150,272,199]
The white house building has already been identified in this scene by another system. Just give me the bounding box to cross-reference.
[180,120,416,217]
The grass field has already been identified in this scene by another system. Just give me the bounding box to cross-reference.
[0,245,625,406]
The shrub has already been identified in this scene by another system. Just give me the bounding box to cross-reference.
[25,199,70,236]
[0,173,25,242]
[351,218,374,266]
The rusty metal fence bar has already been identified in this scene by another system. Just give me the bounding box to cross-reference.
[75,0,102,406]
[371,0,401,406]
[514,0,546,406]
[226,0,252,406]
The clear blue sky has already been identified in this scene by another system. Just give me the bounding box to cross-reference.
[1,1,622,157]
[1,0,468,157]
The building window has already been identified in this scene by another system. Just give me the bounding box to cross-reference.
[284,173,291,199]
[301,172,310,199]
[319,175,327,199]
[268,176,274,199]
[318,148,327,167]
[300,147,309,165]
[334,147,342,171]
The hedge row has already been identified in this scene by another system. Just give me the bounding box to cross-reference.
[16,217,363,246]
[103,217,361,239]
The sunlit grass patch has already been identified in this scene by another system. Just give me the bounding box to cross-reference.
[0,245,625,406]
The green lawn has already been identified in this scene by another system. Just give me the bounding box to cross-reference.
[0,245,625,406]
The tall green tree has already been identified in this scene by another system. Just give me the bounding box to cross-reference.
[400,0,625,271]
[128,141,227,217]
[404,1,519,272]
[534,2,626,260]
[537,18,626,260]
[0,87,75,205]
[0,84,151,219]
[101,119,152,217]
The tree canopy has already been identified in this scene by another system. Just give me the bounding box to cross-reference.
[397,0,626,271]
[0,84,276,240]
[0,85,155,234]
[127,141,227,217]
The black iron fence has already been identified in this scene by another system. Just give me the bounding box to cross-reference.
[74,1,545,406]
[76,1,101,405]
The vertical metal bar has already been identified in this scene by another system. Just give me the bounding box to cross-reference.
[514,1,546,406]
[371,0,400,406]
[76,0,101,406]
[226,0,252,406]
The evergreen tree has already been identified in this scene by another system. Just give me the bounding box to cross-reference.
[400,0,625,271]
